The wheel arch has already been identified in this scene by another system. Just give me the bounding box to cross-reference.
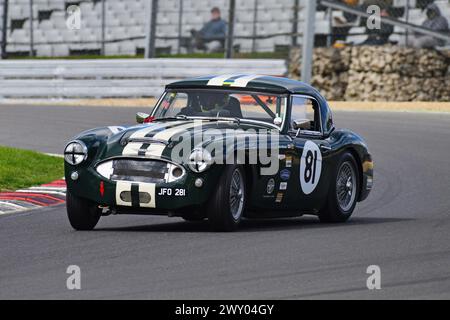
[344,146,364,202]
[243,163,257,204]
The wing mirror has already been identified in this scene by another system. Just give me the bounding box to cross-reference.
[136,112,151,124]
[292,119,311,130]
[273,117,283,126]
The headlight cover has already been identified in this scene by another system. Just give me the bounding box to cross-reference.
[188,148,212,173]
[64,140,88,165]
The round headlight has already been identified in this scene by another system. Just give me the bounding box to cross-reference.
[188,148,212,173]
[64,140,88,165]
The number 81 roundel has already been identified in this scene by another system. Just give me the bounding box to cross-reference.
[300,141,322,195]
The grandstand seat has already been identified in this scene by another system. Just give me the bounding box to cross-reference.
[62,30,82,42]
[10,5,27,19]
[84,13,102,28]
[236,0,257,10]
[107,1,127,13]
[127,26,145,38]
[108,27,128,41]
[11,29,29,42]
[79,1,94,12]
[45,29,63,42]
[408,8,425,24]
[118,41,137,55]
[235,24,253,36]
[33,30,48,44]
[50,11,67,28]
[6,0,448,57]
[133,38,146,47]
[126,1,146,12]
[106,17,121,28]
[130,11,146,23]
[53,44,70,57]
[47,0,64,11]
[39,20,53,30]
[105,43,120,56]
[315,20,331,34]
[80,30,98,42]
[36,45,53,57]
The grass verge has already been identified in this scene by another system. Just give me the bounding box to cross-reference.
[0,146,64,192]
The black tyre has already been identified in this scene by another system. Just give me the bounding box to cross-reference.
[207,165,246,231]
[319,152,359,223]
[66,191,101,230]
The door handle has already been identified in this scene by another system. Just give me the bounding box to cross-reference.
[320,144,332,151]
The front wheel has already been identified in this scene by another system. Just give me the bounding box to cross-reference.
[319,152,359,223]
[66,191,101,230]
[207,165,246,231]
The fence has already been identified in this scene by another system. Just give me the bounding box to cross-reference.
[1,0,448,59]
[0,58,287,98]
[0,0,449,90]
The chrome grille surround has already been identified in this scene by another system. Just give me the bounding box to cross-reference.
[96,157,185,184]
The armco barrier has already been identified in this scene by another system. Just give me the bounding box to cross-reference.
[0,59,287,98]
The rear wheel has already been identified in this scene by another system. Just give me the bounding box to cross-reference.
[207,165,246,231]
[66,191,101,230]
[319,152,359,223]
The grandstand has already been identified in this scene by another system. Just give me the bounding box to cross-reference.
[0,0,449,57]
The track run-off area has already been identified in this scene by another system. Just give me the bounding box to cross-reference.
[0,103,449,299]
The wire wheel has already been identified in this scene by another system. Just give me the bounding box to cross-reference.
[336,161,357,212]
[229,168,245,220]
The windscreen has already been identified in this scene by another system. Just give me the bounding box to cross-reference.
[152,90,287,128]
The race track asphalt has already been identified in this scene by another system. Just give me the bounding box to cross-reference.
[0,104,449,299]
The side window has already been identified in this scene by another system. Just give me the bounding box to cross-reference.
[290,96,321,134]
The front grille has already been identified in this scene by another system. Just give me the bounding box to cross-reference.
[112,159,167,183]
[96,158,184,184]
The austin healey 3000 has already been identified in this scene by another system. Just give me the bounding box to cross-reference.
[64,75,373,231]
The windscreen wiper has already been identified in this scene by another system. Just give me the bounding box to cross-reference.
[153,115,189,121]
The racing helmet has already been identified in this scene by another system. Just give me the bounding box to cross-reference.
[198,92,230,111]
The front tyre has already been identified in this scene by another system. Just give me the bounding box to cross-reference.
[319,152,359,223]
[66,191,101,230]
[207,165,246,231]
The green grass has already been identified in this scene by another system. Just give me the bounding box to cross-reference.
[0,146,64,192]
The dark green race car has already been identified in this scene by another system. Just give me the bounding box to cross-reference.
[64,75,373,231]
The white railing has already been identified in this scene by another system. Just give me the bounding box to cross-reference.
[0,58,287,98]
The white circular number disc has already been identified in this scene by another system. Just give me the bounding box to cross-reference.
[300,141,322,195]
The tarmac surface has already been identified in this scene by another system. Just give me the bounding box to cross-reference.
[0,104,449,299]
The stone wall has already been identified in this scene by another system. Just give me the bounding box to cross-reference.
[289,46,450,101]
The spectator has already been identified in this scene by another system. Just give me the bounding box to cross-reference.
[331,0,360,44]
[190,7,227,53]
[416,0,434,11]
[342,0,359,23]
[360,0,394,45]
[407,3,449,48]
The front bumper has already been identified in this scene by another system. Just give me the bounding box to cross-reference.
[65,162,218,211]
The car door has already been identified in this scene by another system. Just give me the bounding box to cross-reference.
[285,95,333,212]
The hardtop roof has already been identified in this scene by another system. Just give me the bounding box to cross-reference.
[165,75,322,97]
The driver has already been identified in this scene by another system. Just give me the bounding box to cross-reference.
[178,92,233,117]
[198,93,230,115]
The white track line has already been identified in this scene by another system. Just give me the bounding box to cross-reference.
[0,201,27,210]
[16,190,67,196]
[45,153,64,158]
[28,186,66,192]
